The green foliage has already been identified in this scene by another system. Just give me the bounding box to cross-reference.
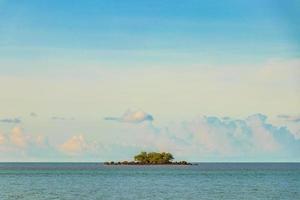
[134,151,174,164]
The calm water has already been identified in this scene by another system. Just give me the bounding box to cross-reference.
[0,163,299,200]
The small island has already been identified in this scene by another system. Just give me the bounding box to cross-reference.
[104,151,192,165]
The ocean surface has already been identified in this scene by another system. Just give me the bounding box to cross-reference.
[0,163,299,200]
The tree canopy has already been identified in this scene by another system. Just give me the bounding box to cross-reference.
[134,151,174,164]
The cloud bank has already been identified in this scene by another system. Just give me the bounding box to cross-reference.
[1,113,300,161]
[116,114,300,161]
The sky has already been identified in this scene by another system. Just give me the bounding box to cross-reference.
[0,0,300,162]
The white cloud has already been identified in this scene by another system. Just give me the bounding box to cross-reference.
[0,126,102,161]
[60,135,87,155]
[60,134,102,156]
[105,110,154,123]
[10,127,27,148]
[0,127,52,160]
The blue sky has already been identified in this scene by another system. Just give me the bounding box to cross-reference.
[1,0,299,69]
[0,0,299,161]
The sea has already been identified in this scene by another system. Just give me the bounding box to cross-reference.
[0,163,299,200]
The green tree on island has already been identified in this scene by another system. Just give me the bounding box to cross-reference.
[134,151,174,164]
